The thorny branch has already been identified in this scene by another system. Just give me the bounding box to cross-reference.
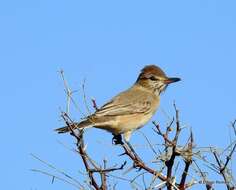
[179,132,193,190]
[212,143,236,190]
[61,112,126,190]
[62,112,100,189]
[152,105,194,190]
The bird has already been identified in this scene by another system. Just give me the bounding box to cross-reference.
[55,65,180,144]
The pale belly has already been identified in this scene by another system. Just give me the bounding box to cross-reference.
[97,112,155,135]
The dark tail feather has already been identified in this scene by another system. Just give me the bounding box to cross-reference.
[55,119,92,134]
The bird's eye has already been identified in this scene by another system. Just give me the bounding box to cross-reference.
[150,76,157,81]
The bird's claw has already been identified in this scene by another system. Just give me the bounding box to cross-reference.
[112,134,124,145]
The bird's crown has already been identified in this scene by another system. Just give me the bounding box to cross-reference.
[139,65,167,79]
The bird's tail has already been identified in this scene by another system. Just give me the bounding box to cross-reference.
[55,119,93,133]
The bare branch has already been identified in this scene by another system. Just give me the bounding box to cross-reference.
[179,131,193,190]
[212,143,236,190]
[62,112,100,190]
[120,142,167,182]
[165,104,182,190]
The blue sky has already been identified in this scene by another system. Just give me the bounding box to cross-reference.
[0,0,236,189]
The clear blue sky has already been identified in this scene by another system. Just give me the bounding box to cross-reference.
[0,0,236,189]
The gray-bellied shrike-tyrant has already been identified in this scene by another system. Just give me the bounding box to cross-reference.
[55,65,181,144]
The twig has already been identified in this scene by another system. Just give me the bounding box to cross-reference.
[89,161,127,173]
[101,160,107,190]
[231,120,236,136]
[31,169,83,189]
[59,70,86,118]
[60,70,72,114]
[62,112,100,190]
[138,130,158,155]
[153,121,175,147]
[165,104,182,190]
[62,112,127,190]
[31,154,82,187]
[212,145,236,190]
[179,131,193,190]
[193,160,213,190]
[222,143,236,173]
[82,78,92,115]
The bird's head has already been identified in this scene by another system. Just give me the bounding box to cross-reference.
[136,65,181,95]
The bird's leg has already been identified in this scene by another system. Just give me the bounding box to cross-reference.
[112,134,124,145]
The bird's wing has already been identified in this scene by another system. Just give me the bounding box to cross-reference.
[94,90,153,117]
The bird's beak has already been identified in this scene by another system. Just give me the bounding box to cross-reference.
[164,77,181,84]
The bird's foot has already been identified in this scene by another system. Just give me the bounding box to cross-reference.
[112,134,124,145]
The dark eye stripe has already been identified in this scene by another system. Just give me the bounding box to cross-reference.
[150,76,157,81]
